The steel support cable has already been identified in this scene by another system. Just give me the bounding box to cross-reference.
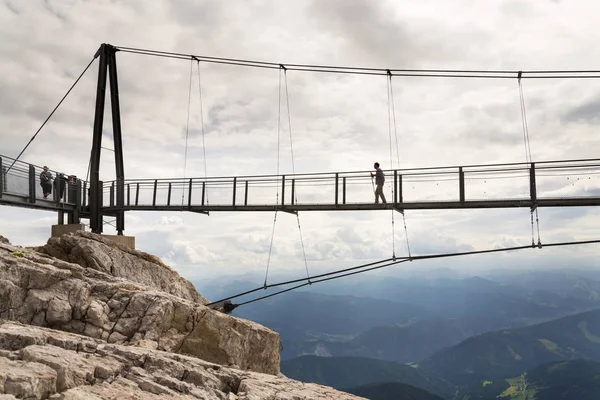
[181,60,193,206]
[518,74,535,245]
[8,55,97,172]
[207,257,395,306]
[388,72,412,258]
[264,69,283,287]
[386,73,397,259]
[518,74,541,246]
[518,76,533,164]
[239,259,415,306]
[197,60,209,205]
[210,238,600,308]
[283,69,312,283]
[114,47,600,78]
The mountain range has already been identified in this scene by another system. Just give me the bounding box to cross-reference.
[344,382,444,400]
[197,271,600,363]
[456,359,600,400]
[280,355,453,399]
[195,268,600,397]
[420,308,600,385]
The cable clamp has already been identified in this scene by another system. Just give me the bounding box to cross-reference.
[387,69,393,77]
[517,70,523,82]
[279,64,287,71]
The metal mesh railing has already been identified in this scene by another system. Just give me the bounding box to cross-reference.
[0,155,83,205]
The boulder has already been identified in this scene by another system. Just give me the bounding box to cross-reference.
[38,231,207,304]
[0,240,279,375]
[0,321,364,400]
[0,356,57,399]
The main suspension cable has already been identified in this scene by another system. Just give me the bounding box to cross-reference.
[115,46,600,79]
[8,55,97,172]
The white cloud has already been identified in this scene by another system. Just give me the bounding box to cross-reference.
[2,0,600,285]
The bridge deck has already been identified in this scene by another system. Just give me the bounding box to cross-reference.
[101,158,600,213]
[3,154,600,216]
[0,192,77,212]
[99,198,600,215]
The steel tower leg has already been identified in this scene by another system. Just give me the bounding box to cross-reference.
[89,43,125,234]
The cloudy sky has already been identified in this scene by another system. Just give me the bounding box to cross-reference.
[2,0,600,285]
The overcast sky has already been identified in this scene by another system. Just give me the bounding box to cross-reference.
[2,0,600,285]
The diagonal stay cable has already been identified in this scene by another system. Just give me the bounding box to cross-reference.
[207,238,600,308]
[238,258,413,307]
[8,55,98,172]
[208,257,394,306]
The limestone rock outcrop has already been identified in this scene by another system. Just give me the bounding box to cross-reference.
[0,236,279,375]
[0,321,363,399]
[0,232,364,399]
[38,231,207,304]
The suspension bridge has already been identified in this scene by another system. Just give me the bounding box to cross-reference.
[3,43,600,306]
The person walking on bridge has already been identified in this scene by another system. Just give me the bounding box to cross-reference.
[371,162,386,204]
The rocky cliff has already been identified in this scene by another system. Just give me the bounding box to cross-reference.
[0,232,363,399]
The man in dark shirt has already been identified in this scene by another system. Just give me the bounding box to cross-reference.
[54,173,67,201]
[370,162,387,204]
[40,166,53,199]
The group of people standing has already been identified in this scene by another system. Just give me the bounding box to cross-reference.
[39,166,68,200]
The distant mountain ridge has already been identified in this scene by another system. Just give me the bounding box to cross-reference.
[281,355,454,399]
[197,273,600,363]
[526,359,600,400]
[344,382,444,400]
[420,308,600,385]
[321,315,516,363]
[457,359,600,399]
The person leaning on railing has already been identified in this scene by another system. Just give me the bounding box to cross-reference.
[40,166,53,199]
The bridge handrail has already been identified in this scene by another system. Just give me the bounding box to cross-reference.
[0,154,91,186]
[99,157,600,187]
[0,153,90,207]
